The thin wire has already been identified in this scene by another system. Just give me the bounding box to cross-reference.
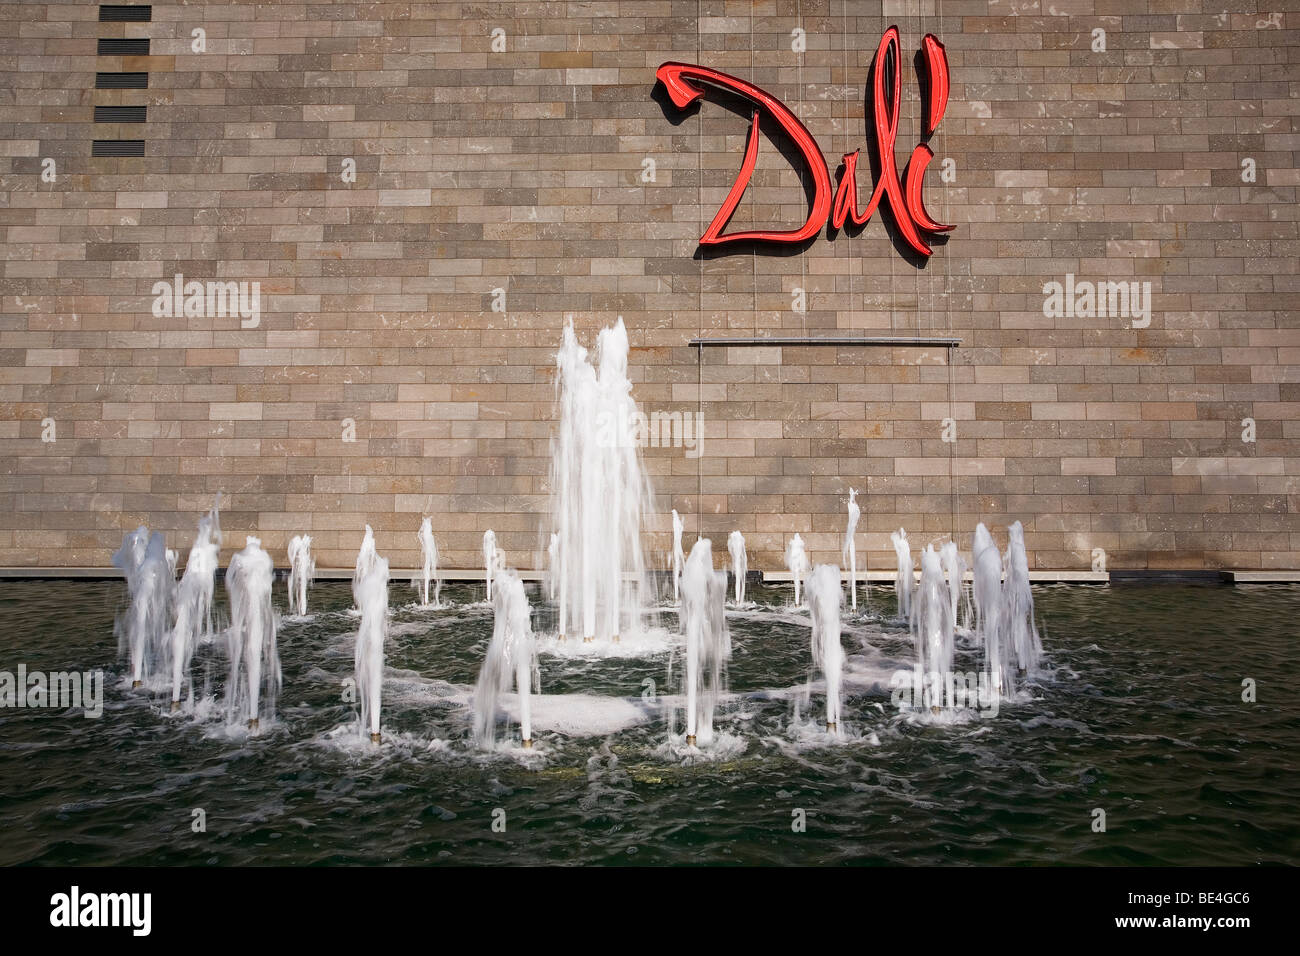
[696,0,702,541]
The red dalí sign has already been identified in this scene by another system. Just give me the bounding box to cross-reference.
[656,27,953,257]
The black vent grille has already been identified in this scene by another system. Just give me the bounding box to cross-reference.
[97,38,150,56]
[95,72,148,89]
[99,5,152,21]
[92,140,145,157]
[94,105,147,123]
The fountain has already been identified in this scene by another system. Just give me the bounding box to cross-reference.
[671,510,685,604]
[1003,522,1043,676]
[546,318,652,643]
[727,530,747,603]
[805,564,845,731]
[912,545,955,711]
[972,522,1012,697]
[354,545,389,744]
[891,528,914,621]
[546,532,559,601]
[111,526,172,689]
[843,488,861,610]
[167,499,222,711]
[224,536,280,731]
[353,524,380,606]
[414,517,439,607]
[482,529,496,602]
[287,533,313,616]
[784,533,810,607]
[472,568,537,749]
[678,539,730,747]
[940,539,968,633]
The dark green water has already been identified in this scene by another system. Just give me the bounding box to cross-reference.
[0,579,1295,865]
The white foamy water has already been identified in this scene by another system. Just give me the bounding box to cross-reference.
[287,532,313,616]
[547,318,653,643]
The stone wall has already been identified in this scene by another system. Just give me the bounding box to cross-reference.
[1,0,1297,572]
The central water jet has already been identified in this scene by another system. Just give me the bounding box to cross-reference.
[547,318,652,643]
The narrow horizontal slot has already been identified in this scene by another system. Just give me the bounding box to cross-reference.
[94,105,147,123]
[99,5,152,21]
[97,38,150,56]
[95,72,148,89]
[92,140,145,157]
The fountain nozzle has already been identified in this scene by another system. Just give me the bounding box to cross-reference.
[685,734,696,747]
[170,700,180,713]
[826,721,836,732]
[522,738,533,749]
[930,705,941,716]
[132,680,142,689]
[247,718,259,731]
[369,732,381,744]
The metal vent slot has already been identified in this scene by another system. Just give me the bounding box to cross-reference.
[95,72,148,89]
[92,140,145,157]
[94,106,147,123]
[99,5,152,21]
[97,38,150,56]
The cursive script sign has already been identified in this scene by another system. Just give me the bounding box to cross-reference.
[656,27,953,257]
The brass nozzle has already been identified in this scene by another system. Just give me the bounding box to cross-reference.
[247,717,259,731]
[826,721,837,731]
[685,734,697,746]
[170,700,181,713]
[369,732,381,744]
[522,738,533,750]
[131,680,142,689]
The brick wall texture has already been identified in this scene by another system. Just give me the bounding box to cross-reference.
[1,0,1298,573]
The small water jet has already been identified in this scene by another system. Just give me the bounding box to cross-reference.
[843,488,861,610]
[112,526,172,689]
[168,498,222,710]
[472,568,537,749]
[671,510,685,604]
[547,318,653,643]
[727,530,747,603]
[354,542,389,743]
[940,539,968,633]
[805,564,845,731]
[912,545,955,712]
[891,528,914,621]
[414,517,440,607]
[784,533,810,607]
[482,529,497,602]
[1003,521,1043,676]
[972,523,1012,698]
[224,536,280,731]
[287,533,313,616]
[678,539,730,747]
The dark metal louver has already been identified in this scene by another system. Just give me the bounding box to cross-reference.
[94,106,147,123]
[99,5,152,21]
[92,140,145,157]
[95,72,148,89]
[97,38,150,56]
